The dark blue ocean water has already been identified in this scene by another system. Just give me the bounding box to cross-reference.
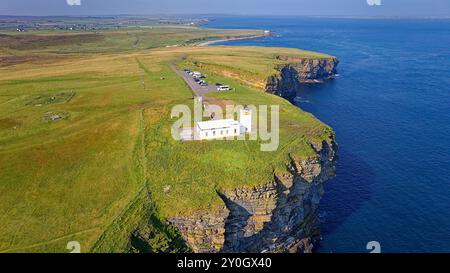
[205,17,450,253]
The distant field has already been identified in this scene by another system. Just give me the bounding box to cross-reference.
[0,27,264,55]
[0,27,333,252]
[0,15,209,31]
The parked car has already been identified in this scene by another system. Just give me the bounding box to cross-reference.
[184,69,191,73]
[217,85,231,91]
[192,72,203,78]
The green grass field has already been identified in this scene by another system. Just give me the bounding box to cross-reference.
[0,26,264,54]
[0,28,334,253]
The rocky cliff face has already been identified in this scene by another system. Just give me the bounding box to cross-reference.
[266,56,339,98]
[167,55,339,253]
[169,139,338,253]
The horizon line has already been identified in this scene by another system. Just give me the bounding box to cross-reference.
[1,13,450,19]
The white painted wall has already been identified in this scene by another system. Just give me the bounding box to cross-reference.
[195,124,240,140]
[240,109,252,133]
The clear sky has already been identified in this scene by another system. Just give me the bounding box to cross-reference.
[0,0,449,17]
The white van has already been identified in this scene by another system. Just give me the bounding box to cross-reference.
[217,85,231,91]
[192,72,203,78]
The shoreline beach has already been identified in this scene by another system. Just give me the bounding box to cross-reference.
[197,34,267,46]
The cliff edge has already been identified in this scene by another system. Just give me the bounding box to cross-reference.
[144,48,340,254]
[266,56,339,97]
[169,138,337,253]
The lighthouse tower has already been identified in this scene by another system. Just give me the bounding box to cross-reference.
[239,107,252,133]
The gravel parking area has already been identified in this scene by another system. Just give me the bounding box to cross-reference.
[173,68,218,97]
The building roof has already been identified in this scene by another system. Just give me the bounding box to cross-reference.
[196,119,240,130]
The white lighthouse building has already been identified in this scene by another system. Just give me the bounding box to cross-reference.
[195,119,241,140]
[239,107,252,133]
[194,107,253,140]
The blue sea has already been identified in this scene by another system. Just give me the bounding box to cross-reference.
[204,16,450,253]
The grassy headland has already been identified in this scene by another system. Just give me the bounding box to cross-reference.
[0,26,334,252]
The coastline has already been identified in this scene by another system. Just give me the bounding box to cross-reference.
[171,46,339,253]
[197,34,267,46]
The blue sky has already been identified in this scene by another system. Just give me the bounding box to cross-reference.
[0,0,449,16]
